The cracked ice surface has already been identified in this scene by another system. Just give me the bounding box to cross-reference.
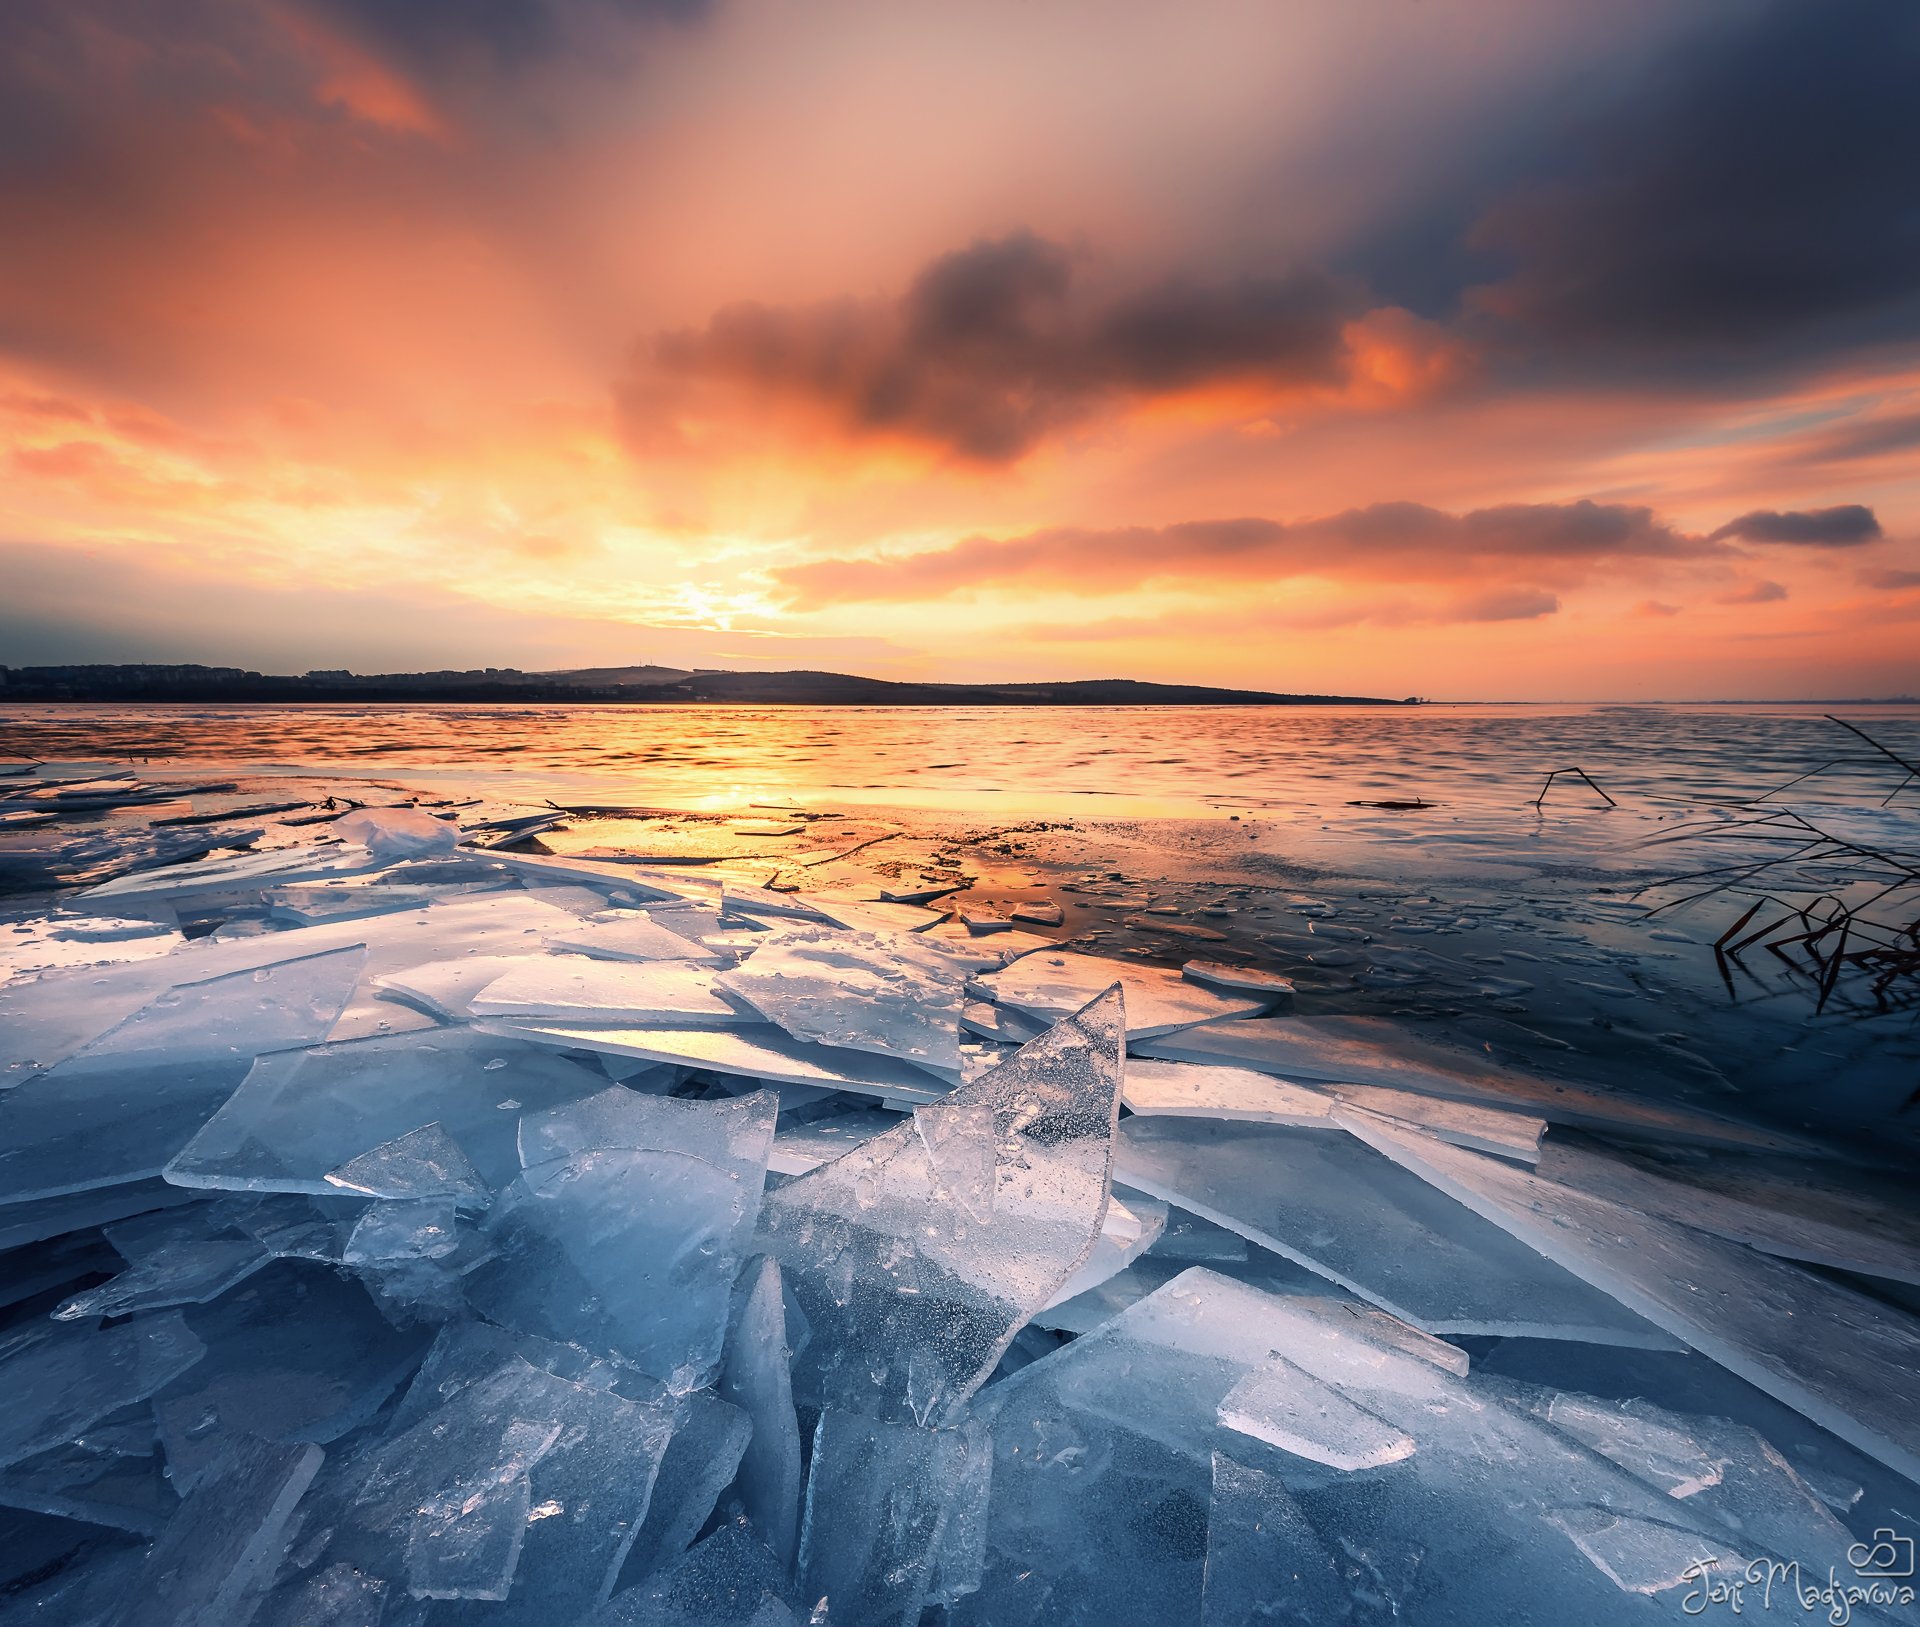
[3,802,1919,1627]
[758,985,1127,1425]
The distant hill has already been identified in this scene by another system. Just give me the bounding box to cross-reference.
[0,662,1411,707]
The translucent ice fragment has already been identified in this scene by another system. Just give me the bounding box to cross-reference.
[1344,1110,1920,1487]
[1218,1353,1416,1470]
[717,924,972,1076]
[0,947,365,1203]
[470,957,743,1025]
[1139,1017,1812,1153]
[1121,1059,1336,1125]
[798,1412,992,1627]
[758,986,1126,1425]
[323,1123,488,1202]
[974,952,1270,1039]
[340,1197,460,1264]
[0,1312,205,1468]
[550,911,727,965]
[483,1020,951,1103]
[1543,1506,1742,1597]
[467,1092,777,1380]
[167,1028,607,1195]
[718,1258,803,1567]
[330,1357,576,1601]
[53,1237,269,1321]
[102,1434,323,1627]
[335,805,459,859]
[1201,1452,1347,1627]
[1115,1116,1673,1343]
[618,1391,751,1587]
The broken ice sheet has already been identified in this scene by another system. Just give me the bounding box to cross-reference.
[963,1269,1735,1627]
[470,956,745,1025]
[592,1523,800,1627]
[1345,1109,1920,1487]
[973,950,1272,1039]
[166,1028,609,1195]
[759,986,1126,1427]
[103,1434,323,1627]
[550,910,728,964]
[1201,1452,1348,1627]
[1121,1058,1338,1126]
[1218,1352,1416,1471]
[798,1411,992,1627]
[717,923,972,1077]
[52,1236,269,1321]
[0,1311,205,1469]
[324,1122,488,1202]
[1138,1015,1816,1154]
[485,1018,951,1103]
[322,1357,582,1601]
[1533,1135,1920,1285]
[467,1090,777,1380]
[615,1389,751,1588]
[151,1259,427,1494]
[0,945,366,1203]
[1114,1116,1673,1343]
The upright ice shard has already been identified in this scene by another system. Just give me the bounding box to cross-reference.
[717,1257,803,1568]
[0,947,366,1203]
[103,1434,323,1627]
[797,1412,992,1627]
[758,986,1127,1425]
[1344,1109,1920,1486]
[466,1090,778,1381]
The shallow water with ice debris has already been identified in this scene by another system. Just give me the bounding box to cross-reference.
[0,709,1918,1624]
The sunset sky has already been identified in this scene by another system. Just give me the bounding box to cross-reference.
[2,0,1917,699]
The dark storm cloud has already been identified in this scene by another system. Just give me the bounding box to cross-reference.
[626,233,1357,463]
[1710,506,1884,546]
[304,0,709,72]
[772,498,1703,605]
[1471,0,1920,363]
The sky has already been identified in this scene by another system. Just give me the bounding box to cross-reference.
[1,0,1917,700]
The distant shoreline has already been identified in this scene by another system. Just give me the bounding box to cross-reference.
[0,663,1414,708]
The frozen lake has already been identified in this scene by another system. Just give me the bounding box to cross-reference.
[5,699,1919,819]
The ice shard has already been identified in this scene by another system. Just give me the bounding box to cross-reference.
[592,1523,800,1627]
[757,986,1127,1425]
[797,1411,992,1627]
[1138,1016,1816,1154]
[717,924,971,1076]
[166,1028,609,1195]
[1344,1109,1920,1486]
[1217,1353,1416,1471]
[1200,1452,1348,1627]
[323,1122,489,1202]
[717,1256,803,1568]
[52,1236,269,1321]
[550,910,730,965]
[103,1434,323,1627]
[484,1019,952,1103]
[973,951,1272,1039]
[0,1312,206,1469]
[617,1391,752,1586]
[1114,1116,1675,1343]
[466,1090,777,1381]
[0,946,365,1203]
[470,956,745,1025]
